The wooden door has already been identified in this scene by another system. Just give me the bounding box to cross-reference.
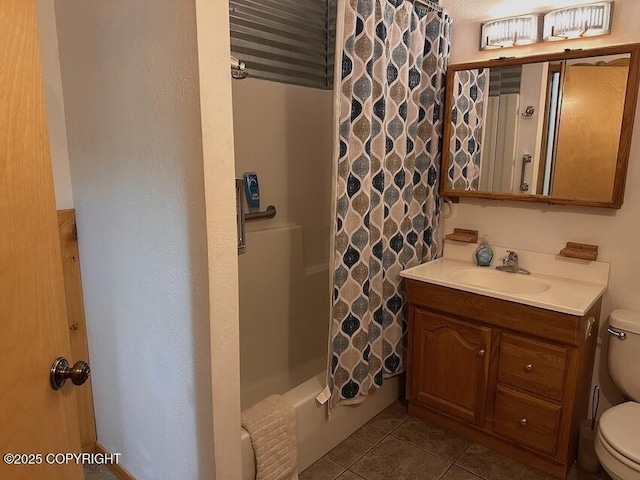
[0,1,84,479]
[411,309,491,425]
[552,61,629,200]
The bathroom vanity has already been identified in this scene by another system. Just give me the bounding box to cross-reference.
[401,243,609,479]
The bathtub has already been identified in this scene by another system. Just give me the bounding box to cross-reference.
[239,224,400,477]
[241,372,400,479]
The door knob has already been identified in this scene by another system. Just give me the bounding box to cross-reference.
[50,357,90,390]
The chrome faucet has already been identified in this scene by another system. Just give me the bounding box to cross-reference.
[495,250,530,275]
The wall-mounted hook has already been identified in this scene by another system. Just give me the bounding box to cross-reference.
[521,106,535,118]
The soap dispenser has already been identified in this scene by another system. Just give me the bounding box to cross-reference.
[475,237,493,267]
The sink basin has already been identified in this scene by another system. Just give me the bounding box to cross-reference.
[400,244,610,315]
[451,268,550,295]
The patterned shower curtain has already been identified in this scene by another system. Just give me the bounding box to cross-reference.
[447,68,488,190]
[327,0,450,409]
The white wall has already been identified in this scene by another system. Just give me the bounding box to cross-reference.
[54,1,216,478]
[441,0,640,412]
[35,0,73,209]
[194,0,243,476]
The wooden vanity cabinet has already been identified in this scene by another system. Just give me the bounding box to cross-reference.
[405,280,601,480]
[411,310,491,426]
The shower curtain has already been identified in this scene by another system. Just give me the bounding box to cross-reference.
[327,0,450,409]
[447,68,488,191]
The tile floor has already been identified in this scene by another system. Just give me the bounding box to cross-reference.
[300,400,611,480]
[83,400,611,480]
[84,463,118,480]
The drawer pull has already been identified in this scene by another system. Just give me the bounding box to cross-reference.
[478,349,486,357]
[520,418,528,426]
[524,364,533,373]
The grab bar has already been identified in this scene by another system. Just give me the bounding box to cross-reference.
[519,153,532,192]
[245,206,277,222]
[235,178,277,254]
[236,178,246,254]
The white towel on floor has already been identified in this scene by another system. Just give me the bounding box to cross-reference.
[241,395,298,480]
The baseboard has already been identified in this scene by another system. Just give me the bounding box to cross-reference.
[95,442,136,480]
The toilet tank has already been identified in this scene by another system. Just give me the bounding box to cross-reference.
[608,309,640,401]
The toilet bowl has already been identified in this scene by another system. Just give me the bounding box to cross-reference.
[594,402,640,480]
[595,309,640,480]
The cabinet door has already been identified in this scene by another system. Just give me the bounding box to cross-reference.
[411,309,491,425]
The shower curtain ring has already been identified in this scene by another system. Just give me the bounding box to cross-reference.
[441,197,454,219]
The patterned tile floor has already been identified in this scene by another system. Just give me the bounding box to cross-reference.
[300,400,612,480]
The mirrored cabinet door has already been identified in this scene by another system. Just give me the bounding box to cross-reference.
[549,55,630,201]
[441,44,640,208]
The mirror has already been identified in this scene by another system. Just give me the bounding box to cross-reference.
[442,44,640,208]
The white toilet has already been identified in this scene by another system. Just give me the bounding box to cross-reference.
[595,309,640,480]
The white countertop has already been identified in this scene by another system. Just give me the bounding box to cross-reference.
[400,242,609,316]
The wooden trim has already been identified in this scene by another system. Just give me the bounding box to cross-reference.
[440,42,640,209]
[438,189,628,208]
[96,443,136,480]
[567,301,600,467]
[57,209,98,453]
[611,43,640,208]
[447,43,640,74]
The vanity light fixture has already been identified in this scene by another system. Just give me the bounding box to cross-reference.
[543,2,613,41]
[480,14,540,50]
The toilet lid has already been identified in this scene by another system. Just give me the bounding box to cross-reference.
[599,402,640,465]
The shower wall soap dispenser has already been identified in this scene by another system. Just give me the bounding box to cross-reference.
[243,172,260,213]
[475,238,493,267]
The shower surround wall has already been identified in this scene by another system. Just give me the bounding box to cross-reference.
[232,78,333,409]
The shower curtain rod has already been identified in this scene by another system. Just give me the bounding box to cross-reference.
[230,55,248,79]
[230,55,245,71]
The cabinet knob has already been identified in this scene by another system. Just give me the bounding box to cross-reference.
[524,364,533,373]
[478,349,486,357]
[520,418,527,426]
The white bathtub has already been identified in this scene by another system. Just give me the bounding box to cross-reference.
[239,224,399,477]
[241,372,400,479]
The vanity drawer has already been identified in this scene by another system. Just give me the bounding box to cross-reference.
[493,386,561,457]
[498,333,567,401]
